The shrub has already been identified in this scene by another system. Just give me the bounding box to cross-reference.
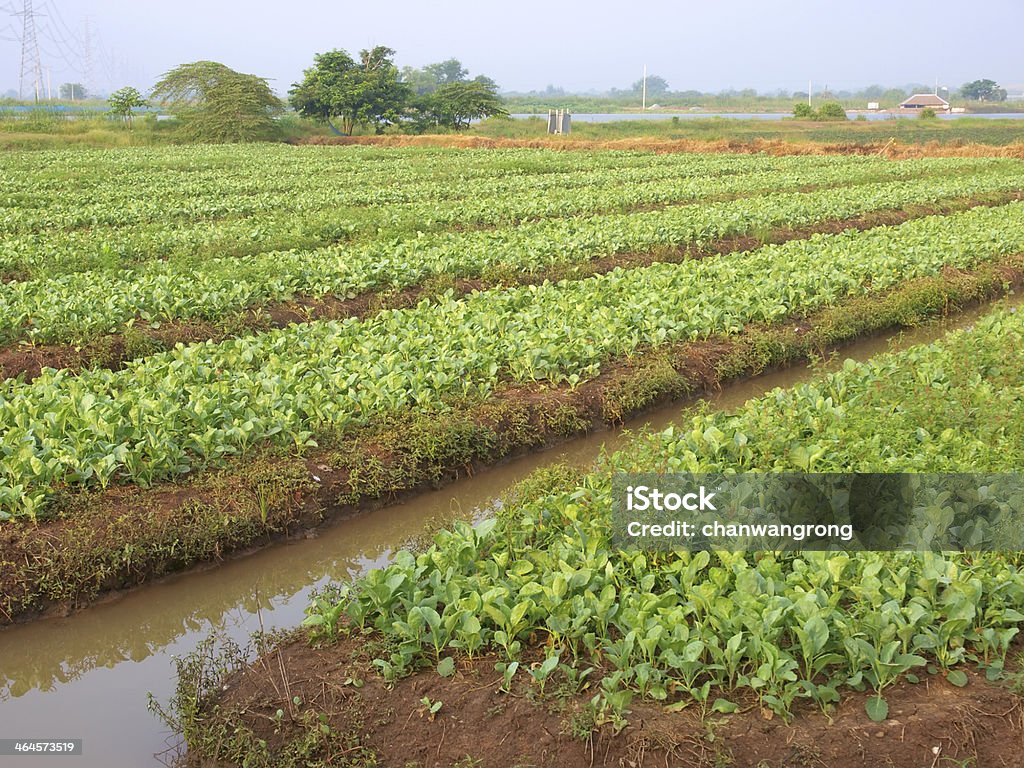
[816,101,848,120]
[793,102,816,119]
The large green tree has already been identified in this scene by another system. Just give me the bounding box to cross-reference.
[290,46,407,135]
[422,79,507,130]
[959,79,1007,102]
[151,61,283,142]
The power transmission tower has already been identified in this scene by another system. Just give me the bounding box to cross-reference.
[17,0,44,100]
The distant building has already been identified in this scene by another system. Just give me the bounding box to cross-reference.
[899,94,950,111]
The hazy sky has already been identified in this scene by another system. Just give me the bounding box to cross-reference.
[2,0,1022,97]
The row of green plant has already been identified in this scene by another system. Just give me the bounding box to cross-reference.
[3,202,1024,518]
[4,169,1022,347]
[303,304,1024,724]
[1,151,931,280]
[3,145,796,235]
[17,141,844,207]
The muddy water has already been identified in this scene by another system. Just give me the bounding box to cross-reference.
[0,298,1018,768]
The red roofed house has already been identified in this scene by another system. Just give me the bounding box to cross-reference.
[899,93,950,111]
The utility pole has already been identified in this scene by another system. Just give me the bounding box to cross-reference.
[45,66,50,100]
[808,79,812,106]
[642,63,647,111]
[17,0,44,101]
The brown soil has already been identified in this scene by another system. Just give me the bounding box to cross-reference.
[2,259,1022,627]
[301,133,1024,160]
[3,191,1021,383]
[192,630,1024,768]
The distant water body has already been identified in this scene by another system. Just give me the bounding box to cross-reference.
[511,112,1024,122]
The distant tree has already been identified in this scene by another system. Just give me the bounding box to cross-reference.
[290,47,407,135]
[632,74,669,96]
[401,58,484,97]
[883,88,909,105]
[151,61,283,142]
[107,86,147,128]
[422,79,506,130]
[472,74,499,91]
[400,65,438,96]
[959,79,1005,101]
[424,58,468,86]
[60,82,88,100]
[919,107,937,119]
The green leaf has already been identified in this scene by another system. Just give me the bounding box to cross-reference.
[663,700,691,713]
[437,656,456,678]
[539,655,559,677]
[865,696,889,722]
[711,698,740,714]
[946,669,969,688]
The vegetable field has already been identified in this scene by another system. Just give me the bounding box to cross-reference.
[305,305,1024,722]
[6,143,1024,765]
[182,302,1024,767]
[2,145,1024,522]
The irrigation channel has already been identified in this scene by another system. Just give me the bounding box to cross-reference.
[1,295,1021,768]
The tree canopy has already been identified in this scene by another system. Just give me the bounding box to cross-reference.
[401,58,471,96]
[423,58,469,87]
[289,47,408,135]
[151,61,283,142]
[632,74,670,97]
[422,80,507,130]
[959,79,1007,102]
[59,82,88,100]
[399,59,506,131]
[107,86,148,128]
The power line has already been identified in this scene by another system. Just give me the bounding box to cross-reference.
[39,26,82,73]
[15,0,44,101]
[82,15,93,92]
[40,0,81,48]
[32,0,86,89]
